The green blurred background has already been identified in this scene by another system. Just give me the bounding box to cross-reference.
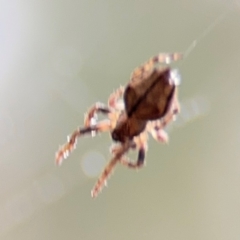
[1,0,240,239]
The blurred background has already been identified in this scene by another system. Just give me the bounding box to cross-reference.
[1,0,240,239]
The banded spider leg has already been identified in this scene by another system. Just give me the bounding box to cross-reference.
[91,140,132,198]
[119,132,148,169]
[131,52,183,82]
[55,87,124,166]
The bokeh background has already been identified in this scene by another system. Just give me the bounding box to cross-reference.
[1,0,240,239]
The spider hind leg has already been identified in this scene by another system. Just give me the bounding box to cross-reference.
[131,52,183,81]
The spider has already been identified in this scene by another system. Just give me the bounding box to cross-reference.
[55,52,182,198]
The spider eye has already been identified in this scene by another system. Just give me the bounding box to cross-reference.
[170,69,181,86]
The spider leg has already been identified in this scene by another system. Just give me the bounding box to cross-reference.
[120,132,148,169]
[91,141,131,198]
[84,102,111,128]
[108,86,124,110]
[131,53,183,81]
[151,52,183,65]
[147,121,169,143]
[91,155,119,198]
[55,120,111,166]
[120,146,146,169]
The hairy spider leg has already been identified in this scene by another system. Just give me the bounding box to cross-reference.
[84,86,124,132]
[131,52,183,82]
[108,86,125,110]
[91,141,131,198]
[119,132,148,169]
[120,147,145,169]
[91,156,118,198]
[147,121,169,143]
[55,120,111,166]
[56,87,125,167]
[84,102,111,127]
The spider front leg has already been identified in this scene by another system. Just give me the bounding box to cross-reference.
[55,119,111,166]
[91,141,131,198]
[91,155,119,198]
[120,146,146,169]
[120,132,148,169]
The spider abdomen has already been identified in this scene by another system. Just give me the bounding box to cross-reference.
[124,68,176,120]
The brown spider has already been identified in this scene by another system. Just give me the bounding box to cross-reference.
[55,52,182,198]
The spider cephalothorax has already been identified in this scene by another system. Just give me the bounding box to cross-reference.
[55,52,182,197]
